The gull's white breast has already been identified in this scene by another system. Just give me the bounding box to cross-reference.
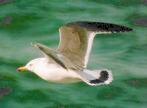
[34,63,81,83]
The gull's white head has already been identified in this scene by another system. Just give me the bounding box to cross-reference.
[17,58,46,73]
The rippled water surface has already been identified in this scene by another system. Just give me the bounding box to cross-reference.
[0,0,147,108]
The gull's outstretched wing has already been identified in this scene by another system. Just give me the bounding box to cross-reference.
[32,43,79,70]
[58,21,133,70]
[32,43,68,69]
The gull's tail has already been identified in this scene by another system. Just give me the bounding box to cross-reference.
[78,69,113,86]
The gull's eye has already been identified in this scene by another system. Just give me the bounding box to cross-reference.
[29,64,33,67]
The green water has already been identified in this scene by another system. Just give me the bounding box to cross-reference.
[0,0,147,108]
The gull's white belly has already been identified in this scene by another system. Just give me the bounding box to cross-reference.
[34,64,81,83]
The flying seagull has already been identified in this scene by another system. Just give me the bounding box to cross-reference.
[17,21,132,86]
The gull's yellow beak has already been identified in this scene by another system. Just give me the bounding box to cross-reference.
[17,66,28,72]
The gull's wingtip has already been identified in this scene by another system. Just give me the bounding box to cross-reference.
[118,25,133,33]
[31,42,42,48]
[66,21,133,33]
[31,42,37,47]
[127,27,133,32]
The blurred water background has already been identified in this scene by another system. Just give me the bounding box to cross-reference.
[0,0,147,108]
